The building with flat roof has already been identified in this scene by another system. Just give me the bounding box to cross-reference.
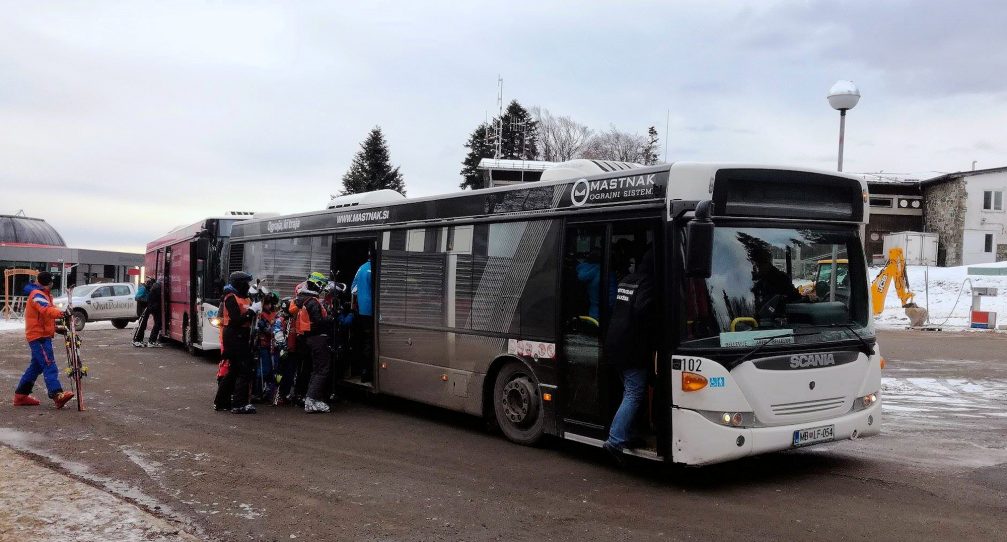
[1,213,143,299]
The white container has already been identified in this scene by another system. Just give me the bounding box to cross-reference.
[883,231,939,265]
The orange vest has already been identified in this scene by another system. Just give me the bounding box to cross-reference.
[296,296,326,334]
[221,292,252,328]
[25,287,62,342]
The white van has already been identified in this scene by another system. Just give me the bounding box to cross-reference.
[53,282,138,331]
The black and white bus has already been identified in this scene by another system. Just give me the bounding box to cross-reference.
[228,160,881,465]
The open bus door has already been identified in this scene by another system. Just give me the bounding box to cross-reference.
[163,246,172,340]
[560,217,667,457]
[331,237,377,388]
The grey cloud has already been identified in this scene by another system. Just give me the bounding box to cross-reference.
[739,0,1007,97]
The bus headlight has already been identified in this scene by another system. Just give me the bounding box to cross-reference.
[697,410,760,427]
[852,391,879,411]
[209,317,221,328]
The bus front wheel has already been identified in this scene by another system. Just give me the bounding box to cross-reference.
[492,362,545,445]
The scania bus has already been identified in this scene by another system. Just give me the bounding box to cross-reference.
[227,160,882,465]
[145,213,255,353]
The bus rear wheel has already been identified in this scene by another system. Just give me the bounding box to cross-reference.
[492,362,545,445]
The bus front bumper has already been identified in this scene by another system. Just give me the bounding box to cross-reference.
[671,402,881,466]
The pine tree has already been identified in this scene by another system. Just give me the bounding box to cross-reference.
[341,126,406,196]
[499,100,538,160]
[459,122,493,190]
[641,126,661,165]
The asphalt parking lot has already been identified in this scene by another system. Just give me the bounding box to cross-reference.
[0,328,1004,541]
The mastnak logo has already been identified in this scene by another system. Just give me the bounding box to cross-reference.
[571,179,590,207]
[267,218,301,233]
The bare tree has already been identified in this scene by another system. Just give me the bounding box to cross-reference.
[531,107,594,162]
[579,125,648,163]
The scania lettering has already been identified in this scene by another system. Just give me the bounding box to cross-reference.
[790,353,837,368]
[227,159,881,466]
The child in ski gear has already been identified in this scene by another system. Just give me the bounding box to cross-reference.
[300,272,334,413]
[273,296,295,405]
[213,271,258,414]
[289,281,313,405]
[14,272,75,409]
[132,278,154,347]
[253,292,282,402]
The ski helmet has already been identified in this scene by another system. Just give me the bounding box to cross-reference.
[229,271,253,295]
[307,271,327,291]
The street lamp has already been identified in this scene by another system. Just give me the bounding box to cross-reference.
[827,80,861,172]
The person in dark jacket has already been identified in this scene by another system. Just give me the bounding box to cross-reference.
[145,278,164,347]
[300,272,334,413]
[132,278,155,347]
[213,271,260,413]
[603,250,657,462]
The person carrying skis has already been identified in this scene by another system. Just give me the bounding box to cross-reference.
[213,271,260,414]
[145,278,164,347]
[13,272,76,408]
[132,277,154,347]
[299,272,334,413]
[253,292,281,402]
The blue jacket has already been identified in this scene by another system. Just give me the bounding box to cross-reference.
[351,261,373,317]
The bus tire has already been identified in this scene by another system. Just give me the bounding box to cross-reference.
[71,309,87,332]
[492,361,545,446]
[111,319,129,329]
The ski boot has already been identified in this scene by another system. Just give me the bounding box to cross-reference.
[231,404,256,414]
[53,391,75,410]
[13,393,40,406]
[304,398,330,414]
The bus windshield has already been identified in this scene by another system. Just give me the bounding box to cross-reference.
[682,225,871,349]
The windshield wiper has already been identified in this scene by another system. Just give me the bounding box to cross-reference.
[827,323,875,356]
[735,330,819,365]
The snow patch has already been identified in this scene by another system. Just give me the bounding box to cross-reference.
[873,263,1007,330]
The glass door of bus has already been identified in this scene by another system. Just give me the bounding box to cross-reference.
[561,218,663,446]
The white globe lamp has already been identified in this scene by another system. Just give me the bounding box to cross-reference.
[827,80,861,172]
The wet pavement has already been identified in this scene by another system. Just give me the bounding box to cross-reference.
[0,328,1004,541]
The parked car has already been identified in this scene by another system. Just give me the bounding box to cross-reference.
[53,282,138,331]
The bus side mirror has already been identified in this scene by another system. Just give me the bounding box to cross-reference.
[686,200,714,279]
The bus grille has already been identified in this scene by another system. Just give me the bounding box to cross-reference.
[770,396,846,416]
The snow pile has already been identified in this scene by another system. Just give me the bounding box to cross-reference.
[874,262,1007,329]
[0,317,24,333]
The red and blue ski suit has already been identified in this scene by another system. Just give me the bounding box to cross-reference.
[16,283,66,398]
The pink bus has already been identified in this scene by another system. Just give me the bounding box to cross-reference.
[145,214,251,353]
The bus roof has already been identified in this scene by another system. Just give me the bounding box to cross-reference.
[146,215,253,253]
[230,162,868,241]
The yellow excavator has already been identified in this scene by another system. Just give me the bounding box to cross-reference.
[802,247,928,327]
[870,247,928,327]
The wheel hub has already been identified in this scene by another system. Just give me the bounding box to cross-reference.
[501,377,536,425]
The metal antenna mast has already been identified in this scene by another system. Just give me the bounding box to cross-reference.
[495,76,504,159]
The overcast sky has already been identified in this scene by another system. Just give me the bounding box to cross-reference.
[3,1,1005,252]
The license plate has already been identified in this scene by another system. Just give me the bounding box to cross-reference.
[793,425,835,447]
